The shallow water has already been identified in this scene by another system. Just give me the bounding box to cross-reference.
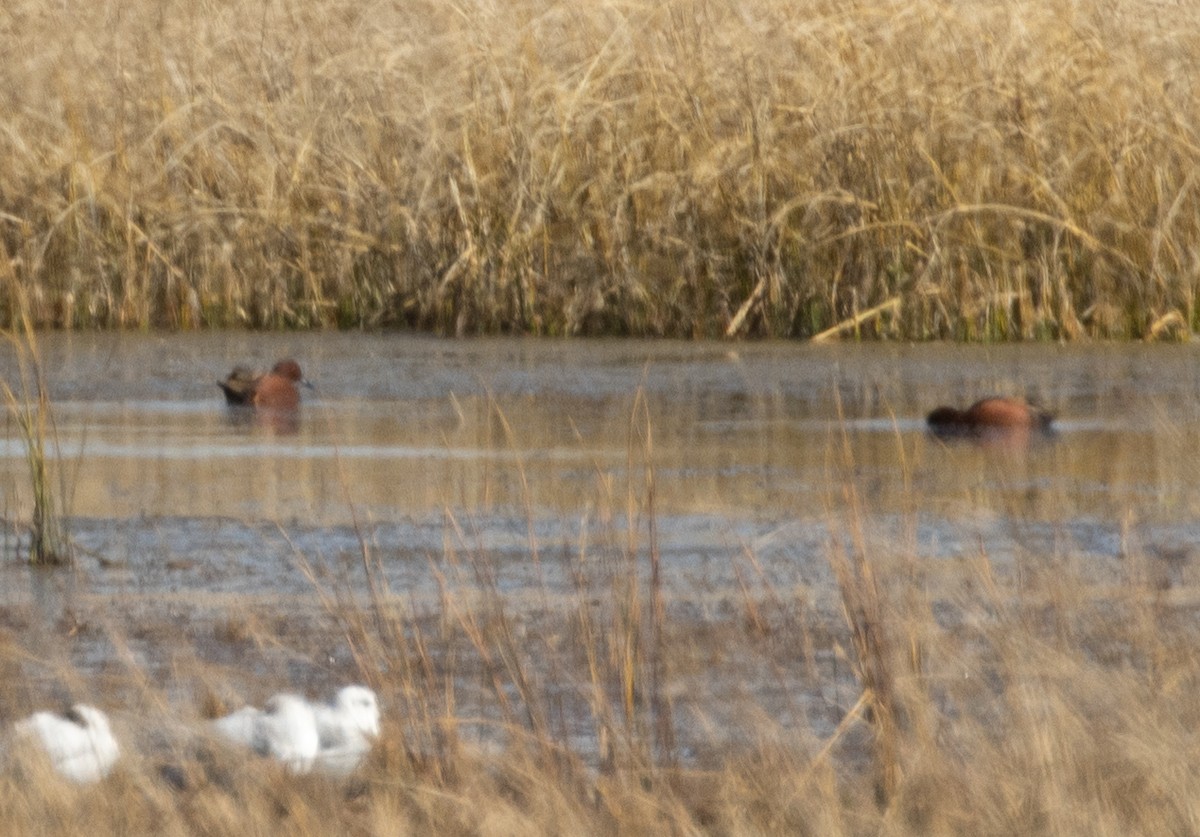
[2,335,1200,755]
[3,334,1200,599]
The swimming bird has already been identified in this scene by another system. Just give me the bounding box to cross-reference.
[217,359,311,411]
[926,396,1054,441]
[12,704,121,784]
[211,693,319,774]
[311,685,380,776]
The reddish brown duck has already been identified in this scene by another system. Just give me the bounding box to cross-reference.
[926,397,1054,441]
[218,359,311,411]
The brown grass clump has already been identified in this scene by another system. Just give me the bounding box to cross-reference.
[0,302,72,565]
[1,0,1198,337]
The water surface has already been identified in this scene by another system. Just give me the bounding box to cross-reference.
[2,336,1198,585]
[2,335,1199,753]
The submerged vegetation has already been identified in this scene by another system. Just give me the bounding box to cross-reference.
[1,0,1198,338]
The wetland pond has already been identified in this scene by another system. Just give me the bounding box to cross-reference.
[2,333,1200,762]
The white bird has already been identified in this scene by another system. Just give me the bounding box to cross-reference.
[211,693,319,774]
[311,685,380,776]
[13,704,120,784]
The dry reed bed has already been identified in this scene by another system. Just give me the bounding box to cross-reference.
[5,488,1200,834]
[1,0,1198,337]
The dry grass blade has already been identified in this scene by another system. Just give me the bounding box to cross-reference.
[0,0,1196,337]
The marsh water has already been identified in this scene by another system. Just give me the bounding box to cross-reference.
[3,334,1200,756]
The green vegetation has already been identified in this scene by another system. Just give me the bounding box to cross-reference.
[0,305,71,565]
[1,0,1197,338]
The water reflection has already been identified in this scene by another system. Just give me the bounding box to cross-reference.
[222,403,301,436]
[0,335,1196,573]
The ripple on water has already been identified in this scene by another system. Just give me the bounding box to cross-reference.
[3,336,1200,763]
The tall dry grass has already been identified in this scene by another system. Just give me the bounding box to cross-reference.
[5,407,1200,834]
[1,0,1198,337]
[7,478,1200,833]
